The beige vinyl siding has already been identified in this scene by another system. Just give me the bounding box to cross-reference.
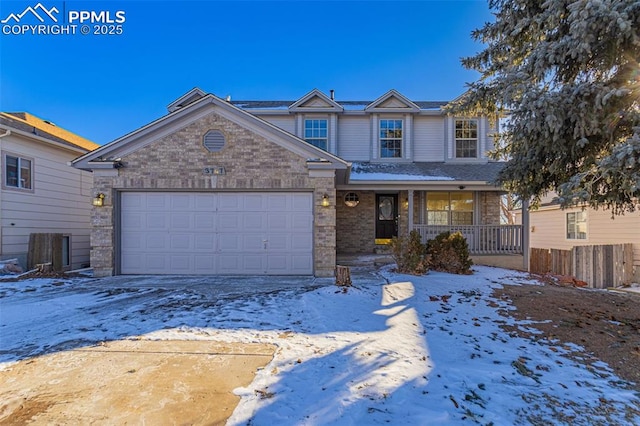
[530,205,640,280]
[259,116,296,135]
[1,134,93,269]
[337,116,370,161]
[413,116,445,161]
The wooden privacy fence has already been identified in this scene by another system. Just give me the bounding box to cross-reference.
[530,244,634,289]
[27,233,63,271]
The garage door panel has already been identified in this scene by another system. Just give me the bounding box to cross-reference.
[218,234,240,251]
[242,194,265,211]
[146,194,169,209]
[147,214,168,229]
[243,214,265,229]
[217,213,241,231]
[291,234,313,250]
[170,234,192,250]
[267,214,288,231]
[170,213,192,229]
[218,194,242,210]
[194,255,215,272]
[121,233,143,249]
[170,194,194,211]
[144,233,167,249]
[122,213,143,230]
[242,235,265,251]
[292,193,313,211]
[291,214,312,230]
[291,255,313,272]
[195,234,215,250]
[122,193,143,209]
[121,192,313,275]
[241,255,266,273]
[194,213,214,230]
[170,255,192,271]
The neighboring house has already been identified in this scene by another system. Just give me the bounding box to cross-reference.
[0,112,99,270]
[516,193,640,283]
[72,88,522,277]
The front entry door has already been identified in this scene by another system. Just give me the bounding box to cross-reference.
[375,194,398,242]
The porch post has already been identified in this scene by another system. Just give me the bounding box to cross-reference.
[408,189,414,233]
[522,198,530,271]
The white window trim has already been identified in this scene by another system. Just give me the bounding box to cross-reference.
[2,151,35,192]
[454,118,479,159]
[303,117,329,151]
[566,211,588,240]
[378,118,404,159]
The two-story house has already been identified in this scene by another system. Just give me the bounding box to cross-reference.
[1,112,99,270]
[72,88,523,277]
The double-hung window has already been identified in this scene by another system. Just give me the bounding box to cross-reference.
[566,211,587,239]
[4,153,33,190]
[455,119,478,158]
[304,119,328,151]
[380,119,402,158]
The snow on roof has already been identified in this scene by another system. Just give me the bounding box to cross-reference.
[349,162,504,182]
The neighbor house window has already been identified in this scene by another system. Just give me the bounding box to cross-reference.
[304,119,328,150]
[4,153,33,190]
[426,192,474,225]
[380,119,403,158]
[455,119,478,158]
[62,235,71,268]
[567,211,587,239]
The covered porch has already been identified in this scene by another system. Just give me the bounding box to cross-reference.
[405,188,524,255]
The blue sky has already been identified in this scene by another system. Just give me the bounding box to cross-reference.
[0,1,493,145]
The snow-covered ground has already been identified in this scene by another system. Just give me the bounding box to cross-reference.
[1,264,639,425]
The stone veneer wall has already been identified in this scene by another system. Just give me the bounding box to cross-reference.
[478,191,502,225]
[336,190,376,253]
[90,111,336,277]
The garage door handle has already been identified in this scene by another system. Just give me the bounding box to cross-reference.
[263,239,268,249]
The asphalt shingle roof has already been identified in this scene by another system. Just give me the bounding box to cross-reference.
[232,100,448,111]
[350,161,505,183]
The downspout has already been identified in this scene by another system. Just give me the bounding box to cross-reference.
[0,128,12,259]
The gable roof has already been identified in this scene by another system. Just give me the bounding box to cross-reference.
[365,89,421,112]
[166,87,207,113]
[288,89,344,112]
[0,112,98,152]
[72,91,350,174]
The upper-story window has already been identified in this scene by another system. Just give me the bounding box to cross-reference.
[304,119,328,151]
[3,153,33,190]
[380,119,402,158]
[455,119,478,158]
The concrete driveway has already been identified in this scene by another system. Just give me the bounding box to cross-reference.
[0,273,332,425]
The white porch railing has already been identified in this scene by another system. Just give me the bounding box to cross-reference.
[411,224,523,255]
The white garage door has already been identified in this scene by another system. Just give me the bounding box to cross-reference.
[120,192,313,275]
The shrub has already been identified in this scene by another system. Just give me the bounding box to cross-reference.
[389,230,429,275]
[425,231,473,275]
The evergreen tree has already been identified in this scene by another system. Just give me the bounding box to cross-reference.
[449,0,640,213]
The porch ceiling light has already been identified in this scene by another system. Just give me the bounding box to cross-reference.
[321,193,330,207]
[93,193,105,207]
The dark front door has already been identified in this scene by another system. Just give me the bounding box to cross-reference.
[376,194,398,241]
